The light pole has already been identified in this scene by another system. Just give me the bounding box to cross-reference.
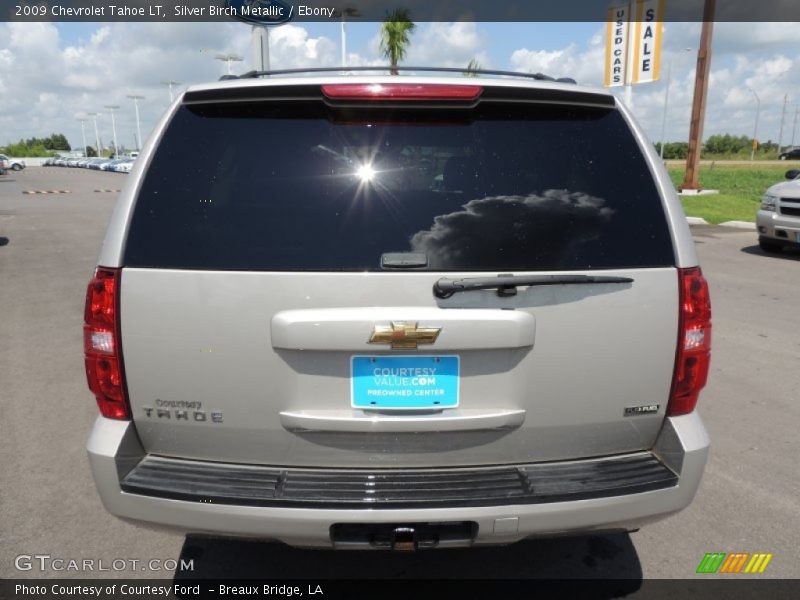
[340,18,346,66]
[76,118,88,157]
[126,94,145,151]
[776,93,787,154]
[104,105,120,158]
[214,53,243,75]
[659,48,693,160]
[791,105,798,149]
[337,7,360,68]
[161,80,180,102]
[748,88,760,161]
[251,26,270,72]
[87,112,102,155]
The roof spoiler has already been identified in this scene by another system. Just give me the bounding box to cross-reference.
[219,66,577,84]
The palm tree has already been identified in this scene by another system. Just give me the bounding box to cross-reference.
[464,58,482,77]
[379,9,415,75]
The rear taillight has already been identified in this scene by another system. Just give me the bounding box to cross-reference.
[83,267,130,420]
[321,83,483,101]
[668,267,712,416]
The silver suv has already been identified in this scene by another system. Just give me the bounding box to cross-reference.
[757,168,800,252]
[85,72,711,550]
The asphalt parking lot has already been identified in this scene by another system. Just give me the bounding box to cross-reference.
[1,168,798,581]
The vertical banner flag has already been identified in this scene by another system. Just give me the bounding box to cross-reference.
[605,3,631,87]
[631,0,664,84]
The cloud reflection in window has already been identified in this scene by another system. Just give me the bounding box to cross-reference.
[410,190,615,270]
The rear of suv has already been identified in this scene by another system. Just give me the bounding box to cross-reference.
[86,74,711,549]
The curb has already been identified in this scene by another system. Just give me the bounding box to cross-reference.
[686,217,755,229]
[718,220,755,229]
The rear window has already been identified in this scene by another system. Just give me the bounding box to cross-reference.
[124,98,674,271]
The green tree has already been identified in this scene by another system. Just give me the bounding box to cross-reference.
[654,142,689,159]
[45,133,71,151]
[1,140,51,157]
[704,134,749,155]
[379,9,415,75]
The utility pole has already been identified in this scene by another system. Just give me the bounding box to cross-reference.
[126,95,145,151]
[681,0,715,191]
[791,105,798,148]
[777,94,787,154]
[104,105,120,158]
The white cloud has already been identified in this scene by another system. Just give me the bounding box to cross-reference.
[0,21,495,149]
[508,22,800,146]
[510,28,606,84]
[0,21,344,149]
[405,22,489,68]
[269,24,338,67]
[2,21,799,152]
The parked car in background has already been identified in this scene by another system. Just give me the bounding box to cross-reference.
[0,154,26,171]
[112,159,134,173]
[778,147,800,161]
[100,158,127,171]
[0,155,8,175]
[757,168,800,252]
[86,73,712,550]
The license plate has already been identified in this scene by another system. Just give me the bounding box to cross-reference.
[351,355,459,410]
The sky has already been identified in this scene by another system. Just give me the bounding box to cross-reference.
[1,20,799,151]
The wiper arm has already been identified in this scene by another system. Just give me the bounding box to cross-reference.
[433,274,634,299]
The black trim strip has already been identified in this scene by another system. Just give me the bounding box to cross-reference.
[120,453,677,509]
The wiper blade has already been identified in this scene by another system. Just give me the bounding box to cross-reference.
[433,274,634,299]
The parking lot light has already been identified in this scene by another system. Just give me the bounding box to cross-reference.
[748,88,760,161]
[76,118,88,157]
[104,105,120,158]
[214,53,243,75]
[161,80,181,103]
[126,95,145,151]
[87,113,102,156]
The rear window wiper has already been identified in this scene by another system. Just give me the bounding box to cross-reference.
[433,274,634,299]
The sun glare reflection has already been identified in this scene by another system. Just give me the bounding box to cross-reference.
[356,164,376,182]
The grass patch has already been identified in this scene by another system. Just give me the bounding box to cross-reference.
[668,164,791,224]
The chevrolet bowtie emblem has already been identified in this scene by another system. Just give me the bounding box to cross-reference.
[368,322,441,350]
